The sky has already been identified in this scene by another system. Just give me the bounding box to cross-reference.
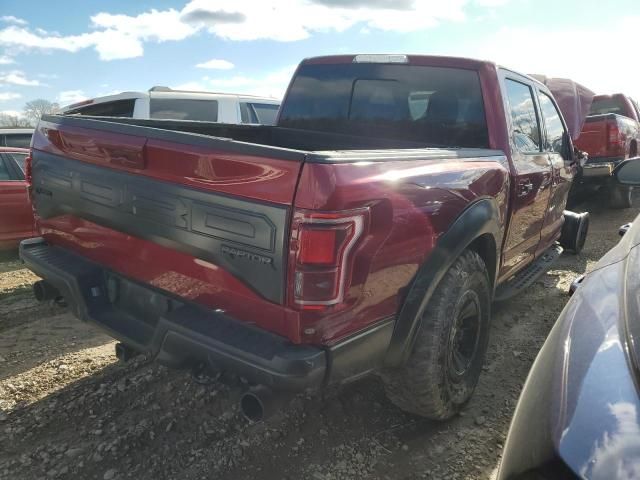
[0,0,639,118]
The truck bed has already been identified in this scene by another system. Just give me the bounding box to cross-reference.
[49,114,502,162]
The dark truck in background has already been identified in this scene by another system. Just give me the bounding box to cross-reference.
[21,54,589,421]
[574,93,640,208]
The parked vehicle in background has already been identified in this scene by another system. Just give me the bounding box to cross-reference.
[0,128,34,148]
[573,93,640,208]
[22,54,589,422]
[0,147,35,249]
[61,87,281,125]
[499,158,640,480]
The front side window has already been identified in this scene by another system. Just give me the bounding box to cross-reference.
[7,152,27,174]
[505,79,541,153]
[240,103,279,125]
[279,63,489,148]
[150,98,218,122]
[538,92,566,155]
[250,103,279,125]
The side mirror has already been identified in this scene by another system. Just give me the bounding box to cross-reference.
[614,157,640,186]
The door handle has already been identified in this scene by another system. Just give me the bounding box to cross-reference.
[518,180,534,197]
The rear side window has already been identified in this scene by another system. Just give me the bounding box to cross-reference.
[538,92,566,155]
[505,79,541,153]
[150,98,218,122]
[4,134,32,148]
[240,102,279,125]
[68,99,136,117]
[279,63,489,148]
[589,97,626,116]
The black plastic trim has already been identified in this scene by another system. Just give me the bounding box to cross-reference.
[31,150,288,303]
[327,318,394,384]
[384,198,502,366]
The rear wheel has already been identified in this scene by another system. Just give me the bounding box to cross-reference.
[609,184,633,209]
[380,250,491,420]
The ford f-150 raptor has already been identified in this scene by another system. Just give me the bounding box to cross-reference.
[20,54,589,421]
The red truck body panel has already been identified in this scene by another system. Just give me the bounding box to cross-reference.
[0,147,34,249]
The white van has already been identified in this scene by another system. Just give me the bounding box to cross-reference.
[61,87,281,125]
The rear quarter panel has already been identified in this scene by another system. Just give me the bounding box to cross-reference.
[294,156,509,344]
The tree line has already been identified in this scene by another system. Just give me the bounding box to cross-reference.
[0,99,60,127]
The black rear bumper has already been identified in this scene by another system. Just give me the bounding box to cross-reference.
[19,238,326,391]
[20,238,394,392]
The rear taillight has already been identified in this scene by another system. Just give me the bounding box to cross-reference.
[607,123,623,148]
[290,209,367,308]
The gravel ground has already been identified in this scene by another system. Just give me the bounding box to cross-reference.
[0,191,638,480]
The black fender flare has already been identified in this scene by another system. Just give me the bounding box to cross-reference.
[384,198,502,367]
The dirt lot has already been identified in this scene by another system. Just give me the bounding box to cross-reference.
[0,192,638,480]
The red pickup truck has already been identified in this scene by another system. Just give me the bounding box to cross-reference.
[21,55,588,421]
[574,93,640,208]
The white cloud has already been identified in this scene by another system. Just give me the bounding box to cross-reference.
[180,0,468,41]
[0,15,27,26]
[0,70,41,86]
[196,58,234,69]
[58,90,88,105]
[458,16,640,100]
[0,92,21,101]
[0,0,506,60]
[0,54,14,65]
[174,65,296,98]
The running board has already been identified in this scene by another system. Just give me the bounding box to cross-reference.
[494,244,563,302]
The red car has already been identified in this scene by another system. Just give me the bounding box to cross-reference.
[21,54,590,421]
[0,147,34,249]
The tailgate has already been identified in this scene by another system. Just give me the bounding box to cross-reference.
[30,116,305,309]
[574,115,618,159]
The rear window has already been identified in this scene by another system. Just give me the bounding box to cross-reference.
[150,98,218,122]
[3,133,32,148]
[67,99,136,117]
[589,97,626,116]
[278,63,488,148]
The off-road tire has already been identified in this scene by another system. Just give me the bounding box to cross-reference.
[608,184,633,209]
[381,250,491,420]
